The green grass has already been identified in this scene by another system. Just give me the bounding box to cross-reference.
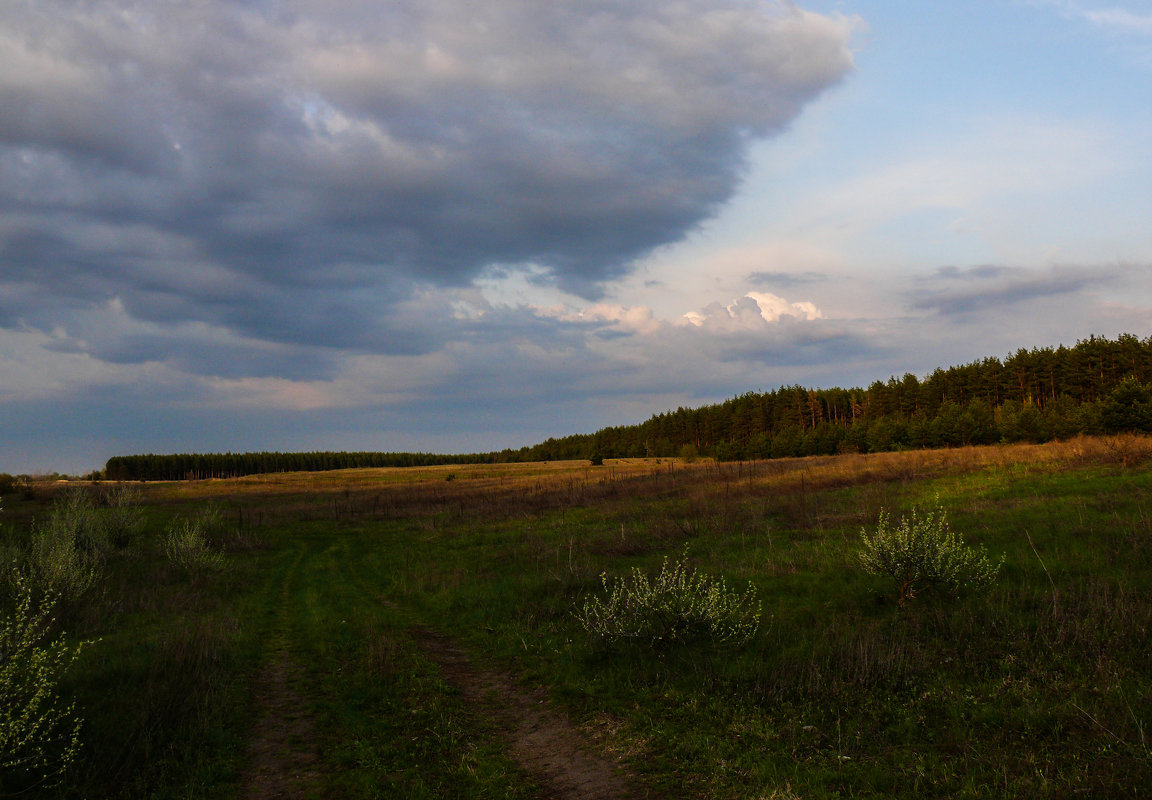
[2,437,1151,797]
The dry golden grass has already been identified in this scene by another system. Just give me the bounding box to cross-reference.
[28,434,1152,525]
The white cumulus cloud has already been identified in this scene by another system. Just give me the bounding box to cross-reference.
[681,292,824,330]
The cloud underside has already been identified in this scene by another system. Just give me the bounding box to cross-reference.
[0,0,857,377]
[9,262,1145,412]
[908,264,1126,315]
[4,261,1149,475]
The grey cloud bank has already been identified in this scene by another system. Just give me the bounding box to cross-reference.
[908,265,1133,316]
[1,0,856,359]
[1,0,867,472]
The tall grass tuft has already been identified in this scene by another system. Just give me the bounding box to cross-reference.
[164,510,224,581]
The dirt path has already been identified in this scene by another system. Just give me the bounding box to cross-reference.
[239,549,323,800]
[413,627,636,800]
[239,641,323,800]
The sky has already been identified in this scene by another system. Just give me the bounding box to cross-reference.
[2,0,1151,474]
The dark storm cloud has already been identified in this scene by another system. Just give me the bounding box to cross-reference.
[908,265,1120,316]
[0,0,856,372]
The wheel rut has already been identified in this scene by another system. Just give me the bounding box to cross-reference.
[412,627,637,800]
[239,550,323,800]
[239,643,322,800]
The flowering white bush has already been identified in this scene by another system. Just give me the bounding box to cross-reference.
[1,568,87,790]
[859,501,1002,606]
[575,553,760,649]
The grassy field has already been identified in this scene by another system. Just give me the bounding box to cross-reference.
[2,436,1151,798]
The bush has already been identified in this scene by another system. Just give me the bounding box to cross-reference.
[859,501,1002,606]
[0,571,88,792]
[163,513,224,580]
[54,491,110,558]
[26,492,105,602]
[575,553,761,650]
[100,483,145,548]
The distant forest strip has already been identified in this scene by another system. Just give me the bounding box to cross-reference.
[102,451,494,482]
[104,333,1152,480]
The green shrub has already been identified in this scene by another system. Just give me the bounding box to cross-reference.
[53,491,110,558]
[0,572,88,792]
[859,501,1003,606]
[163,513,224,580]
[575,553,761,649]
[26,493,104,602]
[101,483,145,548]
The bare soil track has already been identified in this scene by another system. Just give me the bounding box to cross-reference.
[239,640,323,800]
[240,549,324,800]
[413,627,637,800]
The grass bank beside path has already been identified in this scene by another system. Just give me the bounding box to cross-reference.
[4,436,1150,797]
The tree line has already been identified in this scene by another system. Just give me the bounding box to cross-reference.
[103,450,495,481]
[506,333,1152,462]
[103,333,1152,480]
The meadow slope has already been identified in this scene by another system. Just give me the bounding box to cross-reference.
[2,436,1150,798]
